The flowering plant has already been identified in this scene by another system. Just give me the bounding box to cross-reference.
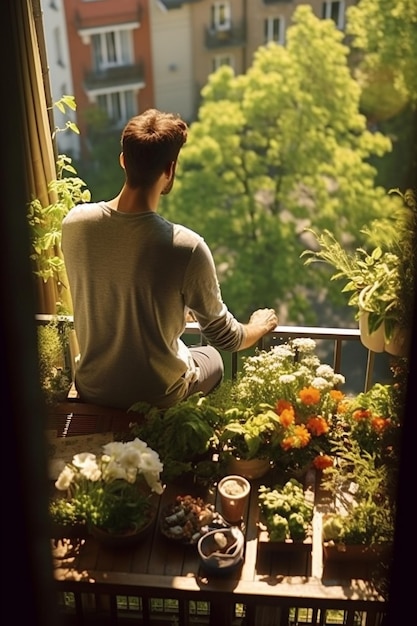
[50,438,164,535]
[213,339,346,471]
[332,382,401,470]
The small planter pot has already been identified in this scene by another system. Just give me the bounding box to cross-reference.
[359,313,385,352]
[323,541,392,564]
[90,508,156,547]
[217,475,251,523]
[197,527,245,576]
[227,457,271,480]
[384,325,411,357]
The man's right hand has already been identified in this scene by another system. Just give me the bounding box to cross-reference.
[239,308,278,350]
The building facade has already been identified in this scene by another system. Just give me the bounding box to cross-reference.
[41,0,354,155]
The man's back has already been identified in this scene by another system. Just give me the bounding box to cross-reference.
[62,201,224,409]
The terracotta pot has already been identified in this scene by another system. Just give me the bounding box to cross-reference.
[217,475,251,523]
[227,457,271,480]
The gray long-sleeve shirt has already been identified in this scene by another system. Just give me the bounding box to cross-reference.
[61,202,244,409]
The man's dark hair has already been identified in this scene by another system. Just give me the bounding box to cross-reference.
[121,109,188,188]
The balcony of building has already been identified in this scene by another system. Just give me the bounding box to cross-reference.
[205,21,246,50]
[83,62,145,92]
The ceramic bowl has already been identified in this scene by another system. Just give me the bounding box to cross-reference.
[197,526,245,575]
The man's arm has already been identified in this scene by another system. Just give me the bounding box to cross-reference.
[238,308,278,350]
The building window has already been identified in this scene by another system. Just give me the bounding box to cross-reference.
[212,54,233,72]
[321,1,345,30]
[97,90,136,125]
[211,2,231,31]
[91,30,132,71]
[264,16,285,45]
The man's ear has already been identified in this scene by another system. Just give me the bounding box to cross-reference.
[119,152,125,169]
[169,160,177,176]
[161,161,177,195]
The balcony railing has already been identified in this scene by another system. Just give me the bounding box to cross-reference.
[205,21,246,49]
[36,315,376,392]
[84,62,145,92]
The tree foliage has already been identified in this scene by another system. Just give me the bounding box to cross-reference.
[163,6,392,324]
[346,0,417,120]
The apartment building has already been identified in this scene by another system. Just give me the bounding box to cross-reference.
[153,0,354,120]
[41,0,355,155]
[42,0,154,157]
[41,0,79,156]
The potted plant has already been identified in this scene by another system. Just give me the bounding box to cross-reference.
[320,443,395,564]
[50,437,165,545]
[128,393,224,485]
[211,338,346,479]
[257,478,314,545]
[301,188,416,356]
[319,391,398,574]
[27,96,90,316]
[37,318,72,405]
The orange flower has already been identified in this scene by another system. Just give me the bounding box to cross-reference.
[280,407,295,428]
[329,389,344,403]
[336,400,351,414]
[299,387,320,406]
[313,454,333,470]
[281,436,295,451]
[275,399,293,415]
[281,425,311,450]
[352,409,371,421]
[306,416,329,436]
[371,416,390,432]
[293,424,311,447]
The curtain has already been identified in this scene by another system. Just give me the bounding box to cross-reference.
[17,0,71,314]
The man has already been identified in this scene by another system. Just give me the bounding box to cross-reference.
[62,109,278,410]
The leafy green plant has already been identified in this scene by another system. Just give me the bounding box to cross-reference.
[129,394,225,484]
[258,479,314,541]
[218,404,282,461]
[301,188,416,341]
[27,96,90,313]
[320,439,396,546]
[37,318,72,405]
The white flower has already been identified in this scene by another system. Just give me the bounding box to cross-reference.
[102,441,126,457]
[311,376,331,390]
[316,364,336,379]
[279,374,296,384]
[291,338,316,353]
[333,373,346,385]
[72,452,101,481]
[102,459,129,482]
[55,465,75,490]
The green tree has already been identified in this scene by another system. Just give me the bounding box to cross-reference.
[163,6,392,324]
[346,0,417,121]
